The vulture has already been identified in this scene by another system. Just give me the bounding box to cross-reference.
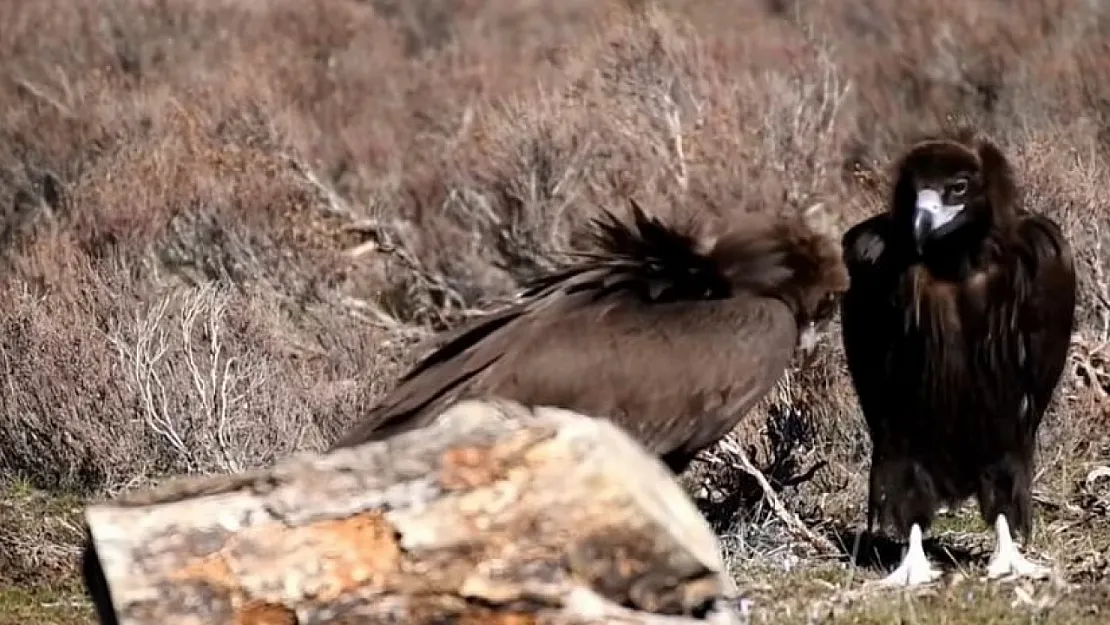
[840,131,1076,586]
[331,200,849,475]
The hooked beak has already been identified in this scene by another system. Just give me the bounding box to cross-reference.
[912,189,964,253]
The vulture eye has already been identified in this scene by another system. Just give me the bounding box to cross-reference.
[949,177,969,197]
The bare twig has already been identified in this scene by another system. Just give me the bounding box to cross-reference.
[178,285,249,474]
[286,156,353,218]
[666,102,689,191]
[107,296,193,469]
[713,438,840,557]
[289,157,475,328]
[1089,221,1110,340]
[105,284,269,476]
[14,77,75,119]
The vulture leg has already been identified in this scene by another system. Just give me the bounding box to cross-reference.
[878,523,942,587]
[984,514,1050,580]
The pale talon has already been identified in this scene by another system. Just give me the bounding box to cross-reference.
[876,524,943,587]
[984,514,1051,580]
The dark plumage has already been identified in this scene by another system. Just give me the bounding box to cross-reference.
[840,131,1077,585]
[331,200,849,474]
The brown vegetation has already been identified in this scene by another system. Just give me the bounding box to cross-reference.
[2,0,1109,622]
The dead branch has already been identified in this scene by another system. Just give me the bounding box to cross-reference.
[712,438,841,558]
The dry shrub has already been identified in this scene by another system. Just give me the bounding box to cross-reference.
[0,264,403,493]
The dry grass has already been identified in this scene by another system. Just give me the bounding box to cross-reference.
[2,0,1110,621]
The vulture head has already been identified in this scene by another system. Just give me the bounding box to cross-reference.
[725,202,848,356]
[789,202,849,329]
[891,132,1018,256]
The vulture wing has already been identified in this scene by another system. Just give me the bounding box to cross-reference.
[838,212,908,442]
[331,285,799,466]
[1012,213,1076,432]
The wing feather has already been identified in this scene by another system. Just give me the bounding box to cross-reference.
[839,213,906,441]
[1014,213,1077,431]
[333,286,799,459]
[474,294,800,462]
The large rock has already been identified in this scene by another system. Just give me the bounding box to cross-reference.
[82,398,740,624]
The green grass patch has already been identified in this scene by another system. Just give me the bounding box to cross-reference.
[0,586,92,625]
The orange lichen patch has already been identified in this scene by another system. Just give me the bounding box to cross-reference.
[408,598,544,625]
[439,444,512,490]
[300,512,404,600]
[173,549,240,593]
[457,612,539,625]
[170,511,403,604]
[236,600,299,625]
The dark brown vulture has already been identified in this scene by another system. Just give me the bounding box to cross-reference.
[840,131,1076,586]
[331,200,849,475]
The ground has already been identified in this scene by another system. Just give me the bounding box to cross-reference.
[1,0,1109,622]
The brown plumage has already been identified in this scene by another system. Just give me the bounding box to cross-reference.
[840,131,1077,585]
[331,200,849,474]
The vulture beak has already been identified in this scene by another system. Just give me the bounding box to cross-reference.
[912,189,964,253]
